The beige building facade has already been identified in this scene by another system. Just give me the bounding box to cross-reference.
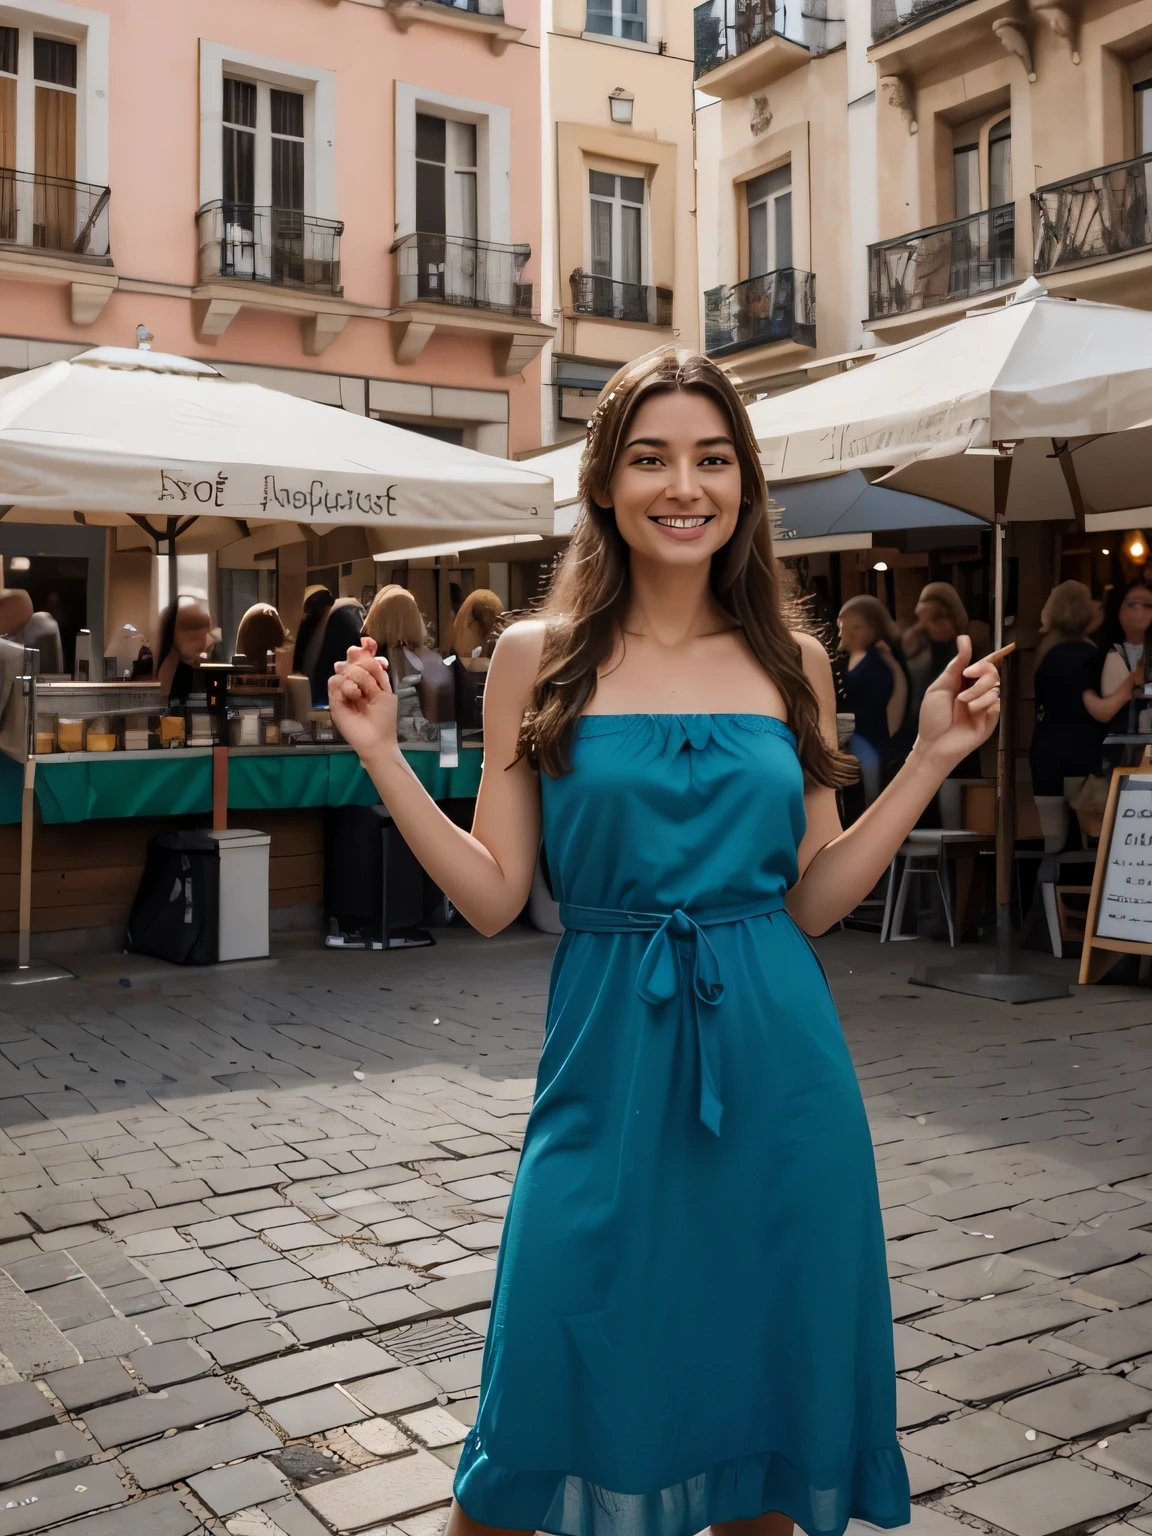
[540,0,699,443]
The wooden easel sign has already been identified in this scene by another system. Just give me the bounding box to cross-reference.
[1081,767,1152,984]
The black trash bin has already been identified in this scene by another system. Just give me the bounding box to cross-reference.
[124,830,221,965]
[324,804,439,950]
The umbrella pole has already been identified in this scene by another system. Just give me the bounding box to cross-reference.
[916,453,1069,1003]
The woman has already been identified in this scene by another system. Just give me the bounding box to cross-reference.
[235,603,285,671]
[155,597,212,700]
[361,586,439,742]
[329,349,1003,1536]
[1030,581,1105,795]
[837,594,908,804]
[298,592,366,706]
[1084,579,1152,730]
[454,589,505,673]
[902,582,990,716]
[292,585,335,676]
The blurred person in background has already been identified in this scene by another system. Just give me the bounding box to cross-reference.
[361,586,439,742]
[903,581,991,779]
[453,589,504,673]
[837,594,908,805]
[1084,577,1152,731]
[1030,581,1105,794]
[155,596,212,700]
[235,603,286,671]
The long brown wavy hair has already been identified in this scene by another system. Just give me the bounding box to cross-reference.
[515,347,854,787]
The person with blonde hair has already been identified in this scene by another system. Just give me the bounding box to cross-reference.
[453,589,504,673]
[837,594,908,804]
[327,347,1004,1536]
[1030,580,1105,796]
[361,587,437,742]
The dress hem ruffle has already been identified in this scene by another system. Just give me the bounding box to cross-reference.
[453,1436,911,1536]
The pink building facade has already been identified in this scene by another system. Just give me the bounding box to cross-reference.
[0,0,549,459]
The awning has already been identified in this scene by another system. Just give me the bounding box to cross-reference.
[770,470,982,557]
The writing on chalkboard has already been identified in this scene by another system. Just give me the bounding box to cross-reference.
[1097,779,1152,942]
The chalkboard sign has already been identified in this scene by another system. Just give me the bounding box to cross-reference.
[1080,768,1152,983]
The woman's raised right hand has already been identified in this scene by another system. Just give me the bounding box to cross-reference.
[328,635,398,757]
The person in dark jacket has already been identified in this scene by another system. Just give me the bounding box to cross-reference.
[1030,580,1105,795]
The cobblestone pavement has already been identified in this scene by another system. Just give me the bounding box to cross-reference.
[0,927,1150,1536]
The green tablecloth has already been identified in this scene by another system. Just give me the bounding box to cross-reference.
[14,747,483,824]
[228,749,483,809]
[35,754,213,825]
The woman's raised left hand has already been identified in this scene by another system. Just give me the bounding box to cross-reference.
[916,634,1011,771]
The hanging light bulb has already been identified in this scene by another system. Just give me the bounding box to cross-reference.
[1125,530,1148,562]
[873,561,889,572]
[1102,547,1111,556]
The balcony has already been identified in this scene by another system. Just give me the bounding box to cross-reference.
[196,202,343,294]
[570,269,673,326]
[871,0,973,44]
[382,0,524,53]
[693,0,808,97]
[1034,153,1152,278]
[0,168,110,263]
[394,232,532,316]
[704,269,815,357]
[387,233,553,376]
[869,204,1015,326]
[0,168,115,323]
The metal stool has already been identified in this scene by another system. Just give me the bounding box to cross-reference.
[880,830,993,946]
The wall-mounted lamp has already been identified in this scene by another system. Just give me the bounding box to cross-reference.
[9,557,29,571]
[872,560,889,572]
[1102,547,1111,556]
[609,87,634,125]
[1124,529,1148,562]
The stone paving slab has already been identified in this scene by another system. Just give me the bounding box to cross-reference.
[236,1338,399,1402]
[1043,1300,1152,1368]
[1084,1425,1152,1484]
[188,1455,292,1516]
[83,1377,247,1448]
[915,1341,1073,1404]
[300,1447,457,1530]
[1000,1373,1152,1438]
[0,1460,126,1536]
[945,1457,1147,1536]
[268,1386,372,1438]
[901,1406,1062,1476]
[0,1381,53,1436]
[121,1410,281,1489]
[49,1492,201,1536]
[0,1421,91,1487]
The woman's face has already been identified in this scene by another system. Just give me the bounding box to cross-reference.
[838,610,875,653]
[1120,586,1152,642]
[175,605,211,665]
[607,390,744,568]
[916,600,957,643]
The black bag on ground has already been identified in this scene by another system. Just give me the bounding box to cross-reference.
[125,831,219,964]
[324,804,437,949]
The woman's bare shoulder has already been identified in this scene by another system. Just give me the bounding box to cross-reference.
[791,629,832,675]
[485,618,549,702]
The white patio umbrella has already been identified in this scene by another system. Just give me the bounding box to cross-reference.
[746,278,1152,1002]
[0,345,553,539]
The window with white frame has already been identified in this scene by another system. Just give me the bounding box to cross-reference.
[586,0,646,41]
[746,165,791,278]
[589,169,646,286]
[415,113,478,241]
[0,22,80,249]
[218,74,309,282]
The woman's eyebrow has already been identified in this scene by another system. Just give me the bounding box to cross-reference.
[622,435,735,450]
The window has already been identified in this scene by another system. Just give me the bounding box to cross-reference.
[1137,81,1152,156]
[953,141,979,219]
[222,78,305,213]
[589,169,645,285]
[415,113,477,240]
[989,116,1011,206]
[746,166,791,277]
[586,0,646,42]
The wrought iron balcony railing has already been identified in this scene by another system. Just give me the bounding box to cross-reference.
[1033,152,1152,274]
[395,233,533,316]
[868,204,1014,320]
[694,0,777,78]
[704,268,815,355]
[196,202,343,293]
[871,0,972,44]
[570,269,673,326]
[0,169,111,263]
[423,0,505,11]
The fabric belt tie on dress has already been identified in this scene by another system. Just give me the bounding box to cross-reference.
[557,894,788,1137]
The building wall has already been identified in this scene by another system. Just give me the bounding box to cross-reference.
[542,0,699,443]
[0,0,547,455]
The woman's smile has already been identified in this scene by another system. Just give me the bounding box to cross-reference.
[649,512,715,538]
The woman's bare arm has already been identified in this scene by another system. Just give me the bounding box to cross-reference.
[787,632,1002,935]
[1083,667,1140,724]
[880,649,908,739]
[331,622,545,937]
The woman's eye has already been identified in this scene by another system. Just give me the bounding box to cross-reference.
[700,455,732,466]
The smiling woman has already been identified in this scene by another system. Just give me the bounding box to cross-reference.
[326,346,1007,1536]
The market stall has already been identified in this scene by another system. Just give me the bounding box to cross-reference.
[0,342,551,969]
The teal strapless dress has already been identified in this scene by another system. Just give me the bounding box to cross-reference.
[453,715,909,1536]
